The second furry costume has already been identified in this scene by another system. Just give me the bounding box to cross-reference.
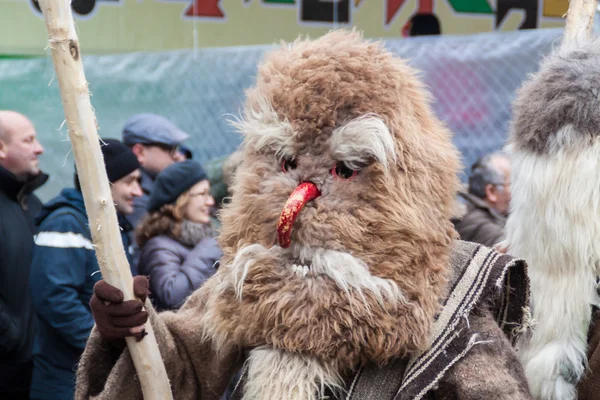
[74,30,532,400]
[506,39,600,400]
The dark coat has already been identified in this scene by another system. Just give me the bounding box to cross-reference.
[452,192,507,247]
[29,188,133,400]
[138,232,222,311]
[74,241,533,400]
[0,165,47,393]
[577,308,600,399]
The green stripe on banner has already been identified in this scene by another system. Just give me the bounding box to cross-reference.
[448,0,493,14]
[0,55,39,59]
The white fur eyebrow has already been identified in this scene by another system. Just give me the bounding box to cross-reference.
[330,114,397,170]
[230,95,295,159]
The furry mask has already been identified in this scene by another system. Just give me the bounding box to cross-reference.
[201,30,461,398]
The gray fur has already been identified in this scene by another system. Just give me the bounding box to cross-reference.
[510,39,600,155]
[178,220,217,247]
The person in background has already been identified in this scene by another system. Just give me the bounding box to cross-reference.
[452,151,512,247]
[221,149,243,200]
[136,160,222,311]
[122,113,189,267]
[121,113,189,230]
[201,150,243,230]
[175,145,193,161]
[0,111,46,400]
[28,139,142,400]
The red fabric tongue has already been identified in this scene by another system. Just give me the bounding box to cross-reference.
[277,182,321,248]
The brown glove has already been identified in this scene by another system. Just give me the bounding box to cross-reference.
[90,275,151,342]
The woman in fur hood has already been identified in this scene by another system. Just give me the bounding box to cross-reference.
[135,160,222,311]
[75,30,532,400]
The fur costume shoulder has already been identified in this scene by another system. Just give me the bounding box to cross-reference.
[230,240,532,400]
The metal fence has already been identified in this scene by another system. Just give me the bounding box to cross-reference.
[0,28,563,201]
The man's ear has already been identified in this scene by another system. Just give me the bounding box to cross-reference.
[0,139,7,161]
[131,143,145,163]
[485,184,497,203]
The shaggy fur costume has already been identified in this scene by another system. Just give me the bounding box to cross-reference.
[209,28,460,376]
[506,39,600,400]
[75,30,532,399]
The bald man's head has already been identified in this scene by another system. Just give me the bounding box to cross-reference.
[0,114,7,142]
[0,111,44,180]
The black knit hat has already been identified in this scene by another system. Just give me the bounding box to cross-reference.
[74,138,140,191]
[147,160,208,212]
[100,138,140,183]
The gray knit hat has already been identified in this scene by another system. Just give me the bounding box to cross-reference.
[147,160,207,212]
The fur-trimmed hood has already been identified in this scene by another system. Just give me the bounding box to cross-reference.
[177,220,218,247]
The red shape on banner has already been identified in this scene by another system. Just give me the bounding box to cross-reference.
[420,0,433,14]
[386,0,406,24]
[185,0,224,17]
[387,0,434,25]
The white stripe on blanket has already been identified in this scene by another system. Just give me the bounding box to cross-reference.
[34,231,94,250]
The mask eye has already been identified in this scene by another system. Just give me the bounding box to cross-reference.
[281,158,297,173]
[332,162,358,180]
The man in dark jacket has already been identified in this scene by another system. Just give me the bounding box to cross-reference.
[453,152,511,247]
[28,139,142,400]
[0,111,46,400]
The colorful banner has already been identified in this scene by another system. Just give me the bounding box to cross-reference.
[0,0,567,55]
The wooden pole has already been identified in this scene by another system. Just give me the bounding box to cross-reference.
[37,0,173,398]
[563,0,597,45]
